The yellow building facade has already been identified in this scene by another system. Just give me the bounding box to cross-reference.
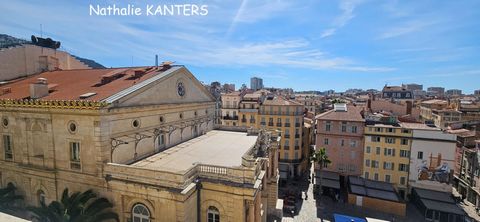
[221,92,242,127]
[238,93,261,129]
[259,97,307,180]
[363,124,412,198]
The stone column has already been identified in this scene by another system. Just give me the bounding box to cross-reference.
[247,200,255,222]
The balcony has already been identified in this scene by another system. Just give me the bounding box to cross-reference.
[239,108,258,113]
[285,123,291,127]
[294,146,300,150]
[260,122,266,125]
[241,119,247,123]
[279,158,304,163]
[295,123,301,127]
[222,105,238,109]
[284,134,290,139]
[222,116,238,120]
[249,119,256,124]
[295,134,300,138]
[276,123,282,127]
[268,122,274,126]
[259,111,303,116]
[283,145,290,150]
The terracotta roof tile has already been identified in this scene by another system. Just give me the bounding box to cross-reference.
[316,105,365,122]
[0,66,171,101]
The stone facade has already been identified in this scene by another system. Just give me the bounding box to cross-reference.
[0,66,279,222]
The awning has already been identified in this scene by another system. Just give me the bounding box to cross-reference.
[334,214,366,222]
[366,217,389,222]
[316,178,340,189]
[315,170,340,180]
[421,199,465,215]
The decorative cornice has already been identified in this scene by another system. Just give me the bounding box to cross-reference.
[0,99,109,110]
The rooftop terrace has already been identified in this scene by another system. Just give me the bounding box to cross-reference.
[131,130,257,172]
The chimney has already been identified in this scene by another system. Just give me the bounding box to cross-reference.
[29,78,49,99]
[406,101,412,115]
[155,55,158,68]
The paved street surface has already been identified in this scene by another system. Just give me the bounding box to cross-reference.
[278,164,425,222]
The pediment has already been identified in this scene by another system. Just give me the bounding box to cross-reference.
[110,67,215,107]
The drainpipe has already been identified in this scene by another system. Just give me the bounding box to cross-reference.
[195,178,202,222]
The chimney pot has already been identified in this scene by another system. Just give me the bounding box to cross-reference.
[30,78,49,99]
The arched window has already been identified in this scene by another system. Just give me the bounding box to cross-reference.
[207,206,220,222]
[37,190,46,205]
[132,203,150,222]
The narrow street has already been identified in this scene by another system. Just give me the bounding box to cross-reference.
[279,163,425,222]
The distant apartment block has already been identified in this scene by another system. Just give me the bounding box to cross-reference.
[427,87,445,97]
[474,89,480,96]
[316,104,365,176]
[223,83,235,92]
[402,83,423,91]
[250,77,264,91]
[419,99,462,129]
[382,85,414,100]
[446,89,463,97]
[295,94,322,114]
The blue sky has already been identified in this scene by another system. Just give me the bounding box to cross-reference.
[1,0,480,93]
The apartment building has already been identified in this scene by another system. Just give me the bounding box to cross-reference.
[316,104,365,176]
[260,97,306,180]
[457,140,480,209]
[381,85,413,101]
[238,93,262,129]
[363,123,412,198]
[404,123,457,192]
[221,91,243,126]
[446,89,463,97]
[419,99,462,129]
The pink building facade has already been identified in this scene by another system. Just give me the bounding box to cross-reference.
[315,105,365,176]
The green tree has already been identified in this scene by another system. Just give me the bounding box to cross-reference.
[310,147,331,170]
[310,148,332,192]
[0,183,23,212]
[28,188,118,222]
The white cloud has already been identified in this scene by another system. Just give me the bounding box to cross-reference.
[320,0,363,38]
[378,19,440,39]
[0,0,394,73]
[227,0,292,36]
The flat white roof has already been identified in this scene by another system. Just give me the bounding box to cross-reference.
[131,130,257,172]
[0,212,30,222]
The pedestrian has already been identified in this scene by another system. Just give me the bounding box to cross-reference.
[305,193,308,200]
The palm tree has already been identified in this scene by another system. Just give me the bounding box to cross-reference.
[0,183,24,213]
[28,188,119,222]
[310,148,331,193]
